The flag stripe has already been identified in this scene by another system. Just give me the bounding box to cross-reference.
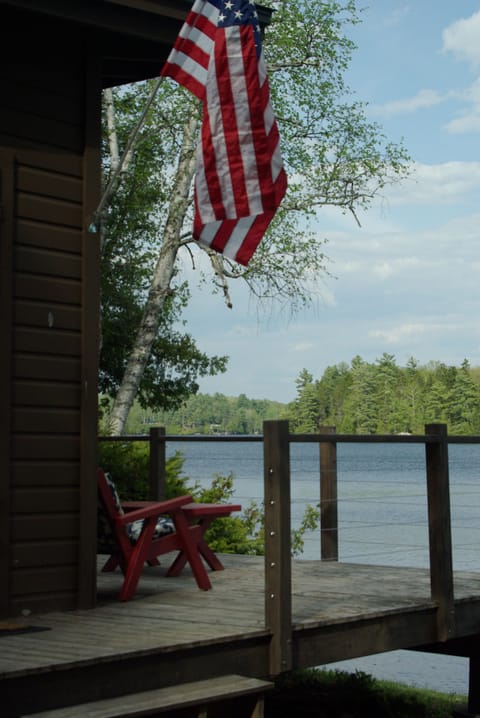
[231,27,264,214]
[233,214,269,265]
[165,62,206,100]
[162,8,217,98]
[217,27,251,216]
[197,108,226,215]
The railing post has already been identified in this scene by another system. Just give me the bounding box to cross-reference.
[149,427,166,501]
[425,423,455,640]
[319,425,338,561]
[263,419,292,675]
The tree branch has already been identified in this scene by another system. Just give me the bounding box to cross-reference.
[208,251,234,309]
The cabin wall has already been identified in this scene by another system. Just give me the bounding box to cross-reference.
[0,9,100,616]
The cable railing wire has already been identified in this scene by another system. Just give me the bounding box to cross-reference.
[99,429,480,571]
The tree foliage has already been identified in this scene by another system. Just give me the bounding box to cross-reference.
[100,87,227,416]
[288,356,480,435]
[114,356,480,437]
[99,280,227,413]
[123,392,286,435]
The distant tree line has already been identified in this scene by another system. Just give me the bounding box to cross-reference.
[122,392,286,435]
[116,355,480,436]
[289,355,480,435]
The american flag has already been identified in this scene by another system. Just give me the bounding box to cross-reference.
[161,0,287,266]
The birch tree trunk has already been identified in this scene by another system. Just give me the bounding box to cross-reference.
[98,81,162,234]
[104,88,120,171]
[108,114,198,434]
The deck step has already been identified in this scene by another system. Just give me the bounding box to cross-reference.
[22,674,275,717]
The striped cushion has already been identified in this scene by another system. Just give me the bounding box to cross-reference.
[98,472,174,551]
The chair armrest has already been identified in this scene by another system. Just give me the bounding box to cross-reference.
[122,501,153,512]
[181,503,242,518]
[115,495,193,525]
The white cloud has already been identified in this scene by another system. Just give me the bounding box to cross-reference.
[371,262,394,280]
[444,79,480,134]
[465,78,480,105]
[368,323,431,344]
[368,319,464,345]
[383,5,411,28]
[382,161,480,206]
[445,112,480,134]
[370,89,446,117]
[292,341,316,353]
[315,283,337,307]
[440,12,480,135]
[371,257,420,280]
[369,12,480,134]
[443,11,480,66]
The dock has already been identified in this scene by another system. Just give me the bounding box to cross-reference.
[2,553,480,715]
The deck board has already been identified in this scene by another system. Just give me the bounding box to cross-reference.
[1,554,480,680]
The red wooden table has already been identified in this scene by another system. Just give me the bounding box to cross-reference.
[167,502,242,578]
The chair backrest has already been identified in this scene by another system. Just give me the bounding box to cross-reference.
[98,469,176,556]
[97,469,128,555]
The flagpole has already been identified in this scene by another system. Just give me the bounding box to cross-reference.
[90,76,165,232]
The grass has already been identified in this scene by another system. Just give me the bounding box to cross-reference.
[264,668,466,718]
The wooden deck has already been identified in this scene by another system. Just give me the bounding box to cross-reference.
[2,554,480,716]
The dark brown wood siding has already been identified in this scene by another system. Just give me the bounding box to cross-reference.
[0,7,100,616]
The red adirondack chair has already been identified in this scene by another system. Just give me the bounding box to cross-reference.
[97,468,213,599]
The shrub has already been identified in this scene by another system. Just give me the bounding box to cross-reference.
[97,440,318,558]
[98,440,192,499]
[97,440,263,554]
[266,669,464,718]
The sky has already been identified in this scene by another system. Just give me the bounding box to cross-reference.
[179,1,480,404]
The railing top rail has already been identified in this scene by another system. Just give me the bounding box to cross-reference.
[290,433,441,444]
[99,434,151,442]
[99,434,264,442]
[99,432,480,444]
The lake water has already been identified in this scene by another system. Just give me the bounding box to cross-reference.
[166,438,480,696]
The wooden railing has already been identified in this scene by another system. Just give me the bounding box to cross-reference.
[100,421,480,674]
